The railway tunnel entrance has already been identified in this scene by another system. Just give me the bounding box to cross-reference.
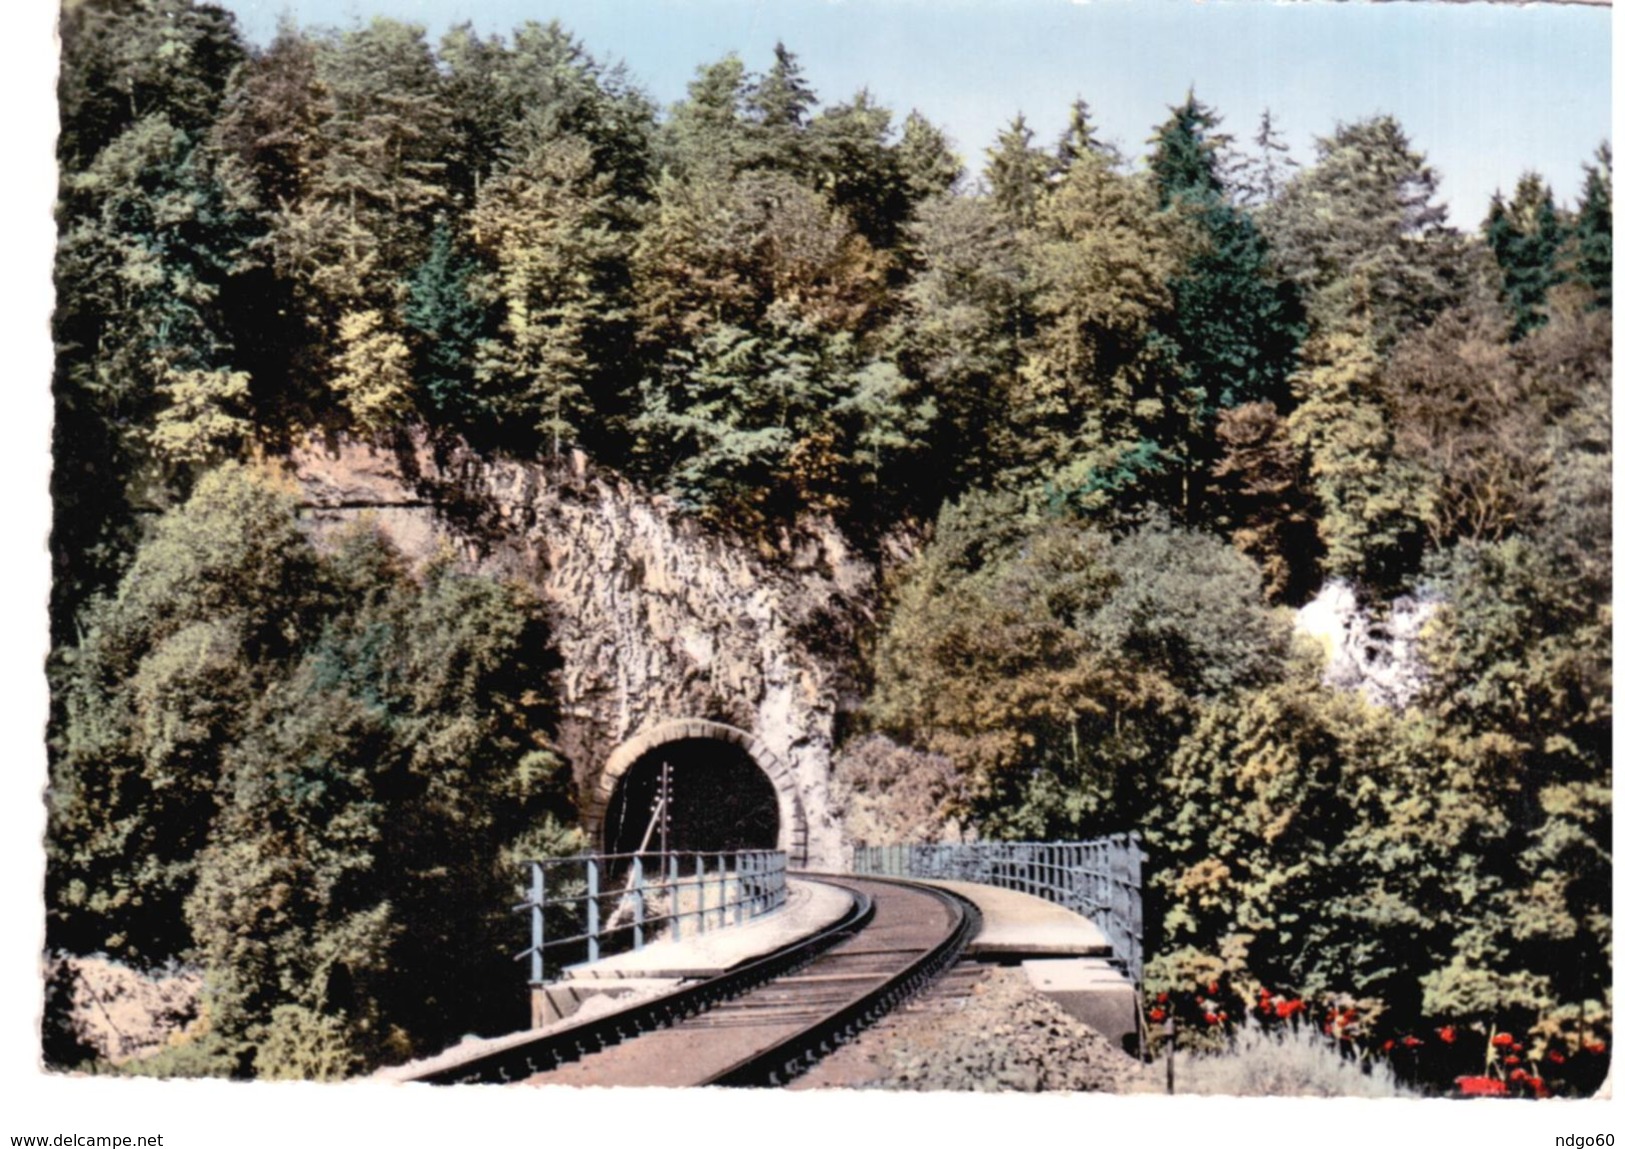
[602,739,779,855]
[584,719,810,866]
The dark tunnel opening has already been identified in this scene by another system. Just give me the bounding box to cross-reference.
[601,737,780,857]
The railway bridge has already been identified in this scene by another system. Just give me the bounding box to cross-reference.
[379,836,1143,1088]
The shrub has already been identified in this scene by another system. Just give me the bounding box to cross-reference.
[1174,1020,1411,1098]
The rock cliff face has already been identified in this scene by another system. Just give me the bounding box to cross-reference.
[1294,579,1436,709]
[289,432,870,870]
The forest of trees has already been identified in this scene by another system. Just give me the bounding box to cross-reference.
[47,0,1609,1090]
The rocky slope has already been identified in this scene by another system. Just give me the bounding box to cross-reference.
[289,432,877,869]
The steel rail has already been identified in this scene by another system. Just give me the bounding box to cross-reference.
[402,881,876,1085]
[700,876,981,1088]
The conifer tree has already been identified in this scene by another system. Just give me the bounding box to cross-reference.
[985,114,1050,227]
[808,91,908,249]
[1265,116,1468,348]
[1147,92,1303,516]
[889,194,1027,494]
[470,135,630,454]
[1012,150,1182,505]
[403,221,491,427]
[1148,90,1229,208]
[1484,173,1567,337]
[661,55,752,179]
[895,111,963,203]
[1052,97,1118,174]
[58,0,246,171]
[1571,142,1612,308]
[1232,108,1297,208]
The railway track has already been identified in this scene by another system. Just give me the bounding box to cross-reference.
[405,876,977,1088]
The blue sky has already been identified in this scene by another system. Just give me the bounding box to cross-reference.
[213,0,1612,225]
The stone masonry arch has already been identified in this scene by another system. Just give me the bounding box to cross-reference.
[584,719,809,867]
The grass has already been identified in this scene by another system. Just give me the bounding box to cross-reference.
[1172,1021,1414,1098]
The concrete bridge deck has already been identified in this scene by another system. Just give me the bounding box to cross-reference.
[561,877,856,981]
[901,879,1115,960]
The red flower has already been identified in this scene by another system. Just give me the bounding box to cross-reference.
[1258,988,1273,1000]
[1205,1012,1220,1026]
[1506,1055,1521,1067]
[1437,1026,1457,1044]
[1532,1078,1551,1099]
[1403,1036,1423,1048]
[1382,1039,1395,1052]
[1585,1041,1607,1055]
[1510,1068,1530,1084]
[1492,1033,1515,1049]
[1208,982,1220,995]
[1455,1075,1508,1097]
[1156,992,1169,1005]
[1513,1043,1524,1053]
[1547,1050,1566,1065]
[1150,1007,1166,1023]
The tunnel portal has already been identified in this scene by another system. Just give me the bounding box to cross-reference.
[584,719,811,866]
[602,738,780,857]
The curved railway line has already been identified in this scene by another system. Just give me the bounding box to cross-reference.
[409,876,978,1088]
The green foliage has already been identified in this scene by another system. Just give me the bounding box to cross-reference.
[1148,91,1229,207]
[895,112,964,204]
[330,310,416,434]
[1053,98,1118,174]
[1287,326,1425,587]
[870,498,1289,838]
[985,114,1049,226]
[48,465,323,960]
[1149,452,1611,1045]
[470,134,632,454]
[48,466,575,1076]
[52,107,262,635]
[403,221,491,427]
[1484,173,1568,337]
[886,193,1026,495]
[1148,92,1305,517]
[1010,150,1184,503]
[631,318,930,530]
[1149,651,1507,1023]
[1264,116,1478,348]
[437,20,653,206]
[1571,143,1612,308]
[50,7,1615,1078]
[1211,401,1319,602]
[807,91,912,250]
[58,0,246,170]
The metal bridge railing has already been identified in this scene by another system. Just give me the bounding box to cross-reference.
[851,835,1144,984]
[515,850,788,984]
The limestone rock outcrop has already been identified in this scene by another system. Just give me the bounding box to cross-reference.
[1294,579,1436,709]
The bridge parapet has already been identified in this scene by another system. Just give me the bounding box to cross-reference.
[516,849,788,988]
[851,836,1144,984]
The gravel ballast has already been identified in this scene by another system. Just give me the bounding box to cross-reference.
[789,963,1159,1093]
